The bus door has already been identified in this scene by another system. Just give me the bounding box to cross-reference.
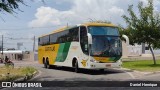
[80,26,89,67]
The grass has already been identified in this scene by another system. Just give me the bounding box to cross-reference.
[0,66,37,81]
[122,60,160,72]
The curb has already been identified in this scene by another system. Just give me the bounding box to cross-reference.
[29,70,42,81]
[0,70,39,89]
[14,70,39,82]
[141,71,160,75]
[122,68,160,76]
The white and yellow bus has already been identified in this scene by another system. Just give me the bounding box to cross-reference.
[38,22,122,72]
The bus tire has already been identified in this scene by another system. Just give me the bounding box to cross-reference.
[75,60,79,73]
[43,58,46,68]
[44,60,47,68]
[46,59,51,69]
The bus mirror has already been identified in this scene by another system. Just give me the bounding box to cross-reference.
[87,33,92,44]
[122,34,129,46]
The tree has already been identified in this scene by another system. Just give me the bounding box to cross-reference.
[122,0,160,65]
[0,0,44,14]
[0,0,24,14]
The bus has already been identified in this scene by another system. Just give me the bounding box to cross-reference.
[38,22,122,72]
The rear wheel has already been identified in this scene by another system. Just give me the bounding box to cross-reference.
[43,58,47,68]
[46,59,51,69]
[44,60,47,68]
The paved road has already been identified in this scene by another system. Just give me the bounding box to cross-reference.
[10,61,137,81]
[1,61,160,90]
[1,60,160,81]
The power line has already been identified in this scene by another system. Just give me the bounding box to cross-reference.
[0,25,63,30]
[4,37,38,40]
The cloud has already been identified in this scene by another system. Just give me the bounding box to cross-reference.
[29,0,160,27]
[29,6,61,27]
[29,0,126,27]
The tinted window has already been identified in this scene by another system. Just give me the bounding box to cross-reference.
[39,35,50,46]
[42,27,79,45]
[88,26,119,36]
[43,36,50,45]
[50,34,57,44]
[80,26,88,54]
[39,38,41,45]
[69,27,79,42]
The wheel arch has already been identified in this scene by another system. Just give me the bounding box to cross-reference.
[43,57,45,64]
[72,56,78,67]
[46,57,49,64]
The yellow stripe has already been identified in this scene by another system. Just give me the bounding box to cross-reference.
[93,57,114,63]
[38,44,60,65]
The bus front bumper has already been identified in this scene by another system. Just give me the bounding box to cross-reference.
[87,61,122,69]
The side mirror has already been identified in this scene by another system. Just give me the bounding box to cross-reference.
[122,34,129,46]
[87,33,92,44]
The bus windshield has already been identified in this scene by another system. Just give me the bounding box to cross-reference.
[88,26,122,57]
[88,26,119,36]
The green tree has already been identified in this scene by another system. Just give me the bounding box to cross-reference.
[0,0,24,13]
[122,0,160,65]
[0,0,44,14]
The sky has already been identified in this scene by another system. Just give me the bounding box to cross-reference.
[0,0,160,51]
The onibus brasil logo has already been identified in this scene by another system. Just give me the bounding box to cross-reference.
[2,82,42,88]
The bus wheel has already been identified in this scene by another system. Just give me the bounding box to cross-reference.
[46,60,51,69]
[44,60,47,68]
[75,60,79,73]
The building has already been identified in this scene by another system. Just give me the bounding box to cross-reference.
[0,50,35,61]
[122,41,160,58]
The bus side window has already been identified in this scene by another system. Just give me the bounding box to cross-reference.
[74,27,79,41]
[80,26,88,54]
[50,34,57,44]
[43,36,50,45]
[38,38,41,46]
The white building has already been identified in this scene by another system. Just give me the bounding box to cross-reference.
[0,50,35,61]
[122,42,160,58]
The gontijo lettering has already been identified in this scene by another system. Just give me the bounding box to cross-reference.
[45,46,55,51]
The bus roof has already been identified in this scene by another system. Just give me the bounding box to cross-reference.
[39,22,116,38]
[81,22,116,27]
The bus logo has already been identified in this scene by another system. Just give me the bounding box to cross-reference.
[45,46,55,51]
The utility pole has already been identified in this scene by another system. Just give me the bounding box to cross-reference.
[1,35,3,60]
[33,36,35,52]
[67,23,68,27]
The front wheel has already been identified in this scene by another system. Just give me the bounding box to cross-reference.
[75,60,79,73]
